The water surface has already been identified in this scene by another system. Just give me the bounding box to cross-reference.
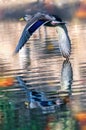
[0,19,86,130]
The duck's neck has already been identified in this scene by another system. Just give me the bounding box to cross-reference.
[56,26,68,42]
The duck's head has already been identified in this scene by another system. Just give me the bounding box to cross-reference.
[19,14,32,22]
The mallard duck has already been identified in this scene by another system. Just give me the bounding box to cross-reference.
[15,12,71,58]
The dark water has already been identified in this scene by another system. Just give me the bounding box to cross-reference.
[0,18,86,130]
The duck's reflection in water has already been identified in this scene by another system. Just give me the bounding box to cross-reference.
[29,58,75,130]
[0,60,80,130]
[16,59,73,114]
[60,59,73,96]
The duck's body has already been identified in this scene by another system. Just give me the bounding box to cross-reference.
[15,12,71,58]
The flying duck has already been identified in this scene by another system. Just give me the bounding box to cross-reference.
[15,12,71,58]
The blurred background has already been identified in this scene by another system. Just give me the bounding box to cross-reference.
[0,0,86,130]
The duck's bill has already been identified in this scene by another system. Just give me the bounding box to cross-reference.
[19,17,24,21]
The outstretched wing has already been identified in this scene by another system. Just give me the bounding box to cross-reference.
[14,13,54,53]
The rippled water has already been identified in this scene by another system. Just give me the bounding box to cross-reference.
[0,19,86,130]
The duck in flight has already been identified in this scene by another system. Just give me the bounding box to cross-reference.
[14,12,71,58]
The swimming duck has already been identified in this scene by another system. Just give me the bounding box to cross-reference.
[15,12,71,58]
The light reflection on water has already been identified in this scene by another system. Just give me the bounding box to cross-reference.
[0,20,86,130]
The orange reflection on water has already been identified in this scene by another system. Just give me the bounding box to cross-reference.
[0,77,14,87]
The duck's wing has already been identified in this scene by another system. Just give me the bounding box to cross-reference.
[14,12,55,53]
[56,24,71,58]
